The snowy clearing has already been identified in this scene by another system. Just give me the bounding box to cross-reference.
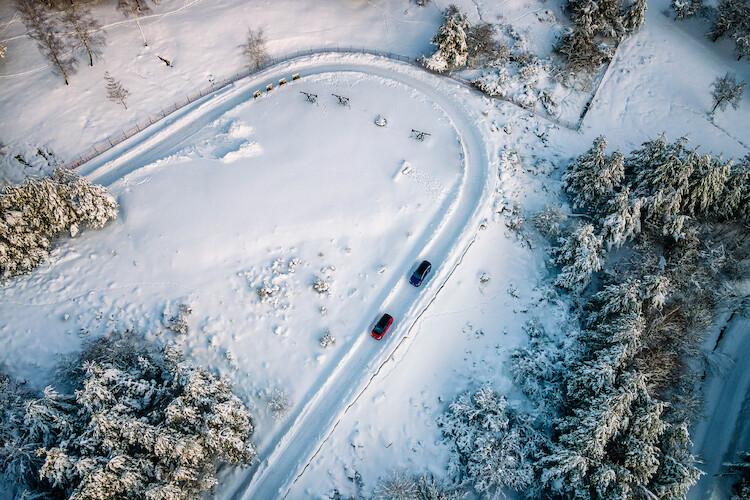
[2,0,750,497]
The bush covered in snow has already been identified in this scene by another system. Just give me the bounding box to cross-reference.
[438,387,547,498]
[0,330,256,499]
[319,330,336,348]
[531,204,568,238]
[0,168,118,278]
[267,388,292,422]
[374,469,465,500]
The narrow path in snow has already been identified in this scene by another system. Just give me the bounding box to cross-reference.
[80,53,496,500]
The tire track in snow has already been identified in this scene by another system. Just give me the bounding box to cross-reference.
[221,56,494,500]
[282,233,479,499]
[80,53,496,500]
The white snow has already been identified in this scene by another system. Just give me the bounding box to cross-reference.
[1,0,749,498]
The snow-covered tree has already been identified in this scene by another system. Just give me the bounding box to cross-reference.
[8,330,256,499]
[686,152,731,215]
[531,204,568,238]
[438,387,547,497]
[374,469,418,499]
[554,223,603,294]
[104,71,129,109]
[509,319,564,409]
[0,367,37,489]
[563,136,624,212]
[652,424,703,498]
[671,0,705,19]
[17,0,78,85]
[709,0,750,61]
[0,169,118,278]
[711,72,745,114]
[555,27,614,74]
[629,135,694,225]
[601,186,643,249]
[721,158,750,217]
[0,44,6,59]
[556,0,646,74]
[568,0,625,39]
[622,0,648,33]
[466,22,508,68]
[425,6,469,72]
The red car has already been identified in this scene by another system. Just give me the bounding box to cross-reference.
[371,313,393,340]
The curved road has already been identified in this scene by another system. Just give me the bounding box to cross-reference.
[80,53,497,500]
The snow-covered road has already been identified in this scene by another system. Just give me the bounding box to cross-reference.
[80,53,496,500]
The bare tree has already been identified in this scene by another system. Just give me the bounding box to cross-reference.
[17,0,78,85]
[711,72,745,115]
[51,0,105,66]
[104,72,129,109]
[241,28,270,70]
[117,0,150,46]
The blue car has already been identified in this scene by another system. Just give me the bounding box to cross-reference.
[409,260,432,287]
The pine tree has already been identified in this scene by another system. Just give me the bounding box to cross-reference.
[425,5,470,71]
[630,135,694,226]
[671,0,704,19]
[11,330,257,499]
[601,187,643,249]
[709,0,750,61]
[104,72,129,109]
[0,168,118,278]
[563,136,624,212]
[721,158,750,217]
[711,72,745,114]
[687,152,730,215]
[555,27,614,74]
[622,0,648,33]
[17,0,78,85]
[554,223,604,294]
[438,387,546,497]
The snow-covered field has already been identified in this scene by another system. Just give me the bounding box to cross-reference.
[2,0,750,498]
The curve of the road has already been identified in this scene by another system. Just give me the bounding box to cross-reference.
[79,52,497,500]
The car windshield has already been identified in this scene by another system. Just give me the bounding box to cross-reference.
[375,316,390,331]
[417,261,430,275]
